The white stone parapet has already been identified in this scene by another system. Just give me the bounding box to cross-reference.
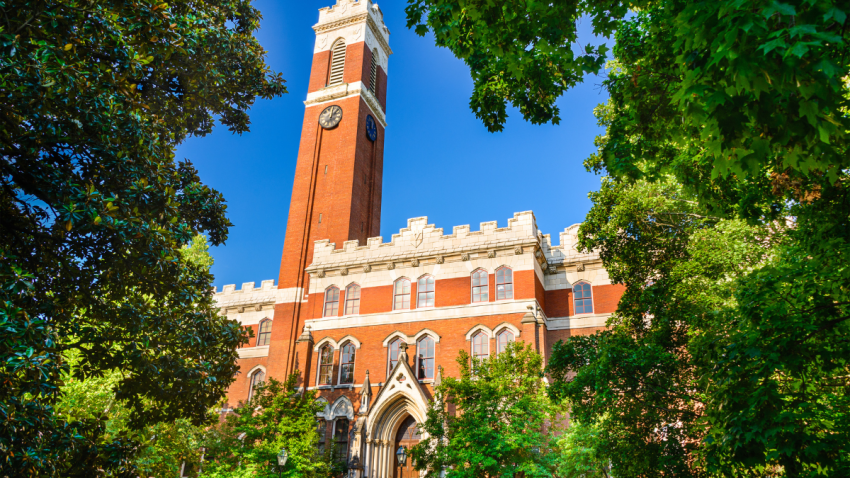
[313,0,391,72]
[307,211,542,273]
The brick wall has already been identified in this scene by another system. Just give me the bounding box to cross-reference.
[308,271,542,318]
[305,312,526,391]
[307,50,331,93]
[376,67,388,111]
[544,288,572,318]
[225,356,269,407]
[593,284,624,314]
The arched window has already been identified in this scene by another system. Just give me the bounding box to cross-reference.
[317,419,327,453]
[318,345,334,386]
[496,267,513,300]
[369,48,379,92]
[393,278,411,310]
[256,319,272,346]
[328,39,346,86]
[345,284,361,315]
[417,275,435,308]
[248,368,265,401]
[472,332,489,360]
[340,342,356,384]
[574,281,593,314]
[324,286,340,317]
[417,336,435,380]
[388,338,401,373]
[472,269,489,303]
[497,329,515,354]
[333,418,350,463]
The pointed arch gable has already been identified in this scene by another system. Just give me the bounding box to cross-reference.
[493,322,521,338]
[382,331,413,347]
[316,397,331,419]
[413,328,441,343]
[313,336,339,352]
[365,354,430,442]
[331,396,355,420]
[245,364,267,377]
[338,335,362,349]
[465,324,494,341]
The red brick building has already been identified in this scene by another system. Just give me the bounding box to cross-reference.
[213,1,623,476]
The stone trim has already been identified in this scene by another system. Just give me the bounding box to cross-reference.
[237,345,269,359]
[307,298,541,332]
[546,313,612,330]
[304,81,387,127]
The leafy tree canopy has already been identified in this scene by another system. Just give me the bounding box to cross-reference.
[409,2,850,476]
[406,0,849,195]
[553,418,611,478]
[411,342,557,478]
[548,177,850,477]
[200,373,340,478]
[0,0,285,475]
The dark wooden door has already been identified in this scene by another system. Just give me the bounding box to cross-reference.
[392,416,420,478]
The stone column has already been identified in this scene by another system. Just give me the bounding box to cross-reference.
[521,305,538,352]
[294,325,314,388]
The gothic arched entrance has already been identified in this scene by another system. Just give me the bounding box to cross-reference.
[393,415,420,478]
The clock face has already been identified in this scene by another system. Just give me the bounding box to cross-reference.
[365,115,378,142]
[319,105,343,129]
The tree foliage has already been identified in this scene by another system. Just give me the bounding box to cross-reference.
[410,1,850,476]
[411,342,557,478]
[405,0,612,132]
[200,373,340,478]
[406,0,849,183]
[552,418,610,478]
[548,176,849,477]
[0,0,285,475]
[55,235,219,478]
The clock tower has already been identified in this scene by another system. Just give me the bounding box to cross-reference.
[269,0,391,379]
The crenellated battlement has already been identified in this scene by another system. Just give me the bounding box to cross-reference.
[307,211,541,272]
[541,223,600,266]
[213,280,292,312]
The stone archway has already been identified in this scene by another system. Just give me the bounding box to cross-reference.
[364,395,426,478]
[392,415,420,478]
[357,345,430,478]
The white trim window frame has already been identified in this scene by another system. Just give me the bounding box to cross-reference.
[416,336,435,380]
[317,344,334,386]
[471,269,489,303]
[339,342,356,385]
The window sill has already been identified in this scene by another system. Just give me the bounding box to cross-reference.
[334,384,355,390]
[316,385,333,390]
[418,379,434,384]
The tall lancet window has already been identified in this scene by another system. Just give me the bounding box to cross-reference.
[369,48,378,92]
[328,39,346,86]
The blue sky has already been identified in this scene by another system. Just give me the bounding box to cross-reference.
[177,1,611,289]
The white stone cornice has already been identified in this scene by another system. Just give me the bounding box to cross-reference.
[304,82,387,127]
[546,313,612,330]
[237,345,270,359]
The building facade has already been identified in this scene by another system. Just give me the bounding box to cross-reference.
[213,1,623,477]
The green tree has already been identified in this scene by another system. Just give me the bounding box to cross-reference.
[55,234,221,478]
[0,0,285,475]
[552,418,610,478]
[200,373,339,478]
[411,341,556,478]
[547,177,849,476]
[406,0,850,181]
[409,2,850,476]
